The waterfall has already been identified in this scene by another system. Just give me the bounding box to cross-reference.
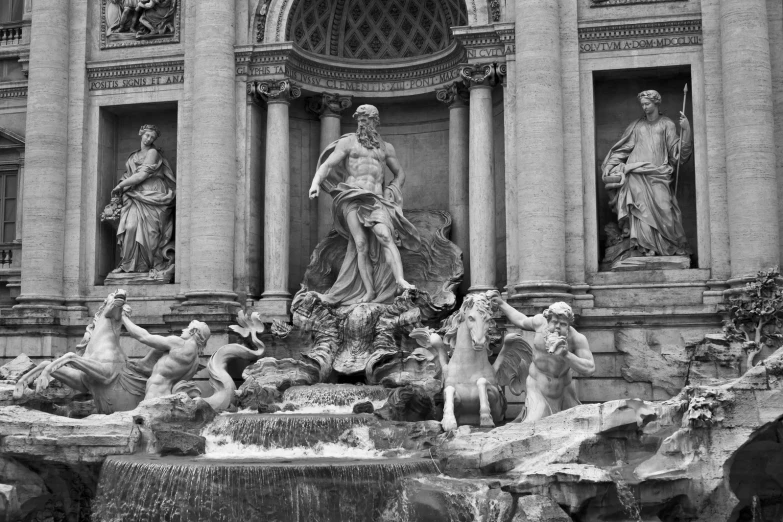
[94,455,438,522]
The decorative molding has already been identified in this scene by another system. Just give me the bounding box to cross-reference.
[86,59,184,91]
[591,0,688,7]
[490,0,500,22]
[0,84,26,99]
[460,62,499,88]
[256,0,271,43]
[248,79,302,104]
[435,81,469,107]
[236,42,467,95]
[99,0,181,50]
[452,23,514,63]
[578,19,702,53]
[306,93,353,117]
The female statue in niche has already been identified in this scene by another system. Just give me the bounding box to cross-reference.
[601,89,692,267]
[103,124,176,284]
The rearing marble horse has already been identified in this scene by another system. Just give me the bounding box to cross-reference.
[14,290,163,414]
[411,292,532,431]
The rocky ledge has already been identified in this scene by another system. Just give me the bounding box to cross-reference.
[431,346,783,521]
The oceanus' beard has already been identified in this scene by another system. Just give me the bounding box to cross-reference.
[356,123,381,149]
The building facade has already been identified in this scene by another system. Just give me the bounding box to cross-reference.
[0,0,780,405]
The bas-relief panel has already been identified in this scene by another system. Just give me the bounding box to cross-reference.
[100,0,181,49]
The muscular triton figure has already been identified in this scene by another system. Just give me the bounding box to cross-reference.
[489,291,595,422]
[308,104,421,305]
[121,313,210,399]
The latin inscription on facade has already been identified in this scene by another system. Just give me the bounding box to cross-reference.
[579,20,702,53]
[87,62,185,92]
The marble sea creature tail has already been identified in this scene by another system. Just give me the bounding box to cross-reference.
[204,311,266,411]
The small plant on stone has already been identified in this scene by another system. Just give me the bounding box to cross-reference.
[723,267,783,367]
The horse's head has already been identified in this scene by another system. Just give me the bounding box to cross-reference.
[443,293,496,351]
[102,289,129,321]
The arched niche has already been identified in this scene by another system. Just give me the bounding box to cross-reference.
[255,0,494,45]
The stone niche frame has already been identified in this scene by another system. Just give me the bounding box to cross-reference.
[94,102,179,285]
[99,0,181,50]
[593,65,697,270]
[580,51,709,278]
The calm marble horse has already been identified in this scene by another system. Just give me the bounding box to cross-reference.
[411,292,532,431]
[14,290,163,414]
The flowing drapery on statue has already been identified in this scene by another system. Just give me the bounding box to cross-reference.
[103,124,176,284]
[308,105,421,306]
[602,90,693,260]
[116,151,175,272]
[317,136,421,305]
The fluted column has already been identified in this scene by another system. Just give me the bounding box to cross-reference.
[184,0,238,306]
[16,0,70,308]
[436,82,470,293]
[461,65,497,293]
[255,80,301,318]
[514,0,570,305]
[307,93,352,240]
[721,0,780,283]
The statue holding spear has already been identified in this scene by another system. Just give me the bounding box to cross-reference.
[601,88,693,259]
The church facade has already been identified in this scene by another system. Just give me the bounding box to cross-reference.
[0,0,780,406]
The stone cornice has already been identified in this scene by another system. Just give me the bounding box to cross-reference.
[86,58,185,91]
[590,0,688,6]
[0,82,27,99]
[578,19,702,53]
[452,23,515,63]
[236,42,468,96]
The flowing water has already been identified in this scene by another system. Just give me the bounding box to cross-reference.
[94,456,438,522]
[92,384,436,521]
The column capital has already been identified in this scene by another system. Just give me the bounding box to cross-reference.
[306,93,353,118]
[460,63,500,89]
[248,79,302,105]
[436,82,469,108]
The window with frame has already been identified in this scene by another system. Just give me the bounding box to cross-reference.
[0,167,17,243]
[0,0,23,23]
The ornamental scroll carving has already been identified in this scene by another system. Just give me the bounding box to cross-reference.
[248,80,302,104]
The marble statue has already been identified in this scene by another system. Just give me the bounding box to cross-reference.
[308,104,421,305]
[601,89,692,265]
[106,0,177,39]
[120,314,210,400]
[13,290,164,414]
[491,292,595,422]
[410,292,535,431]
[103,124,176,284]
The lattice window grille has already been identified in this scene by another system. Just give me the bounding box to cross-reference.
[339,0,452,59]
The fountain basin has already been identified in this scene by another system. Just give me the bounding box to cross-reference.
[94,455,438,522]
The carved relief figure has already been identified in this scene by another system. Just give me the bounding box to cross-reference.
[120,314,210,400]
[106,0,177,40]
[601,90,692,262]
[308,105,421,305]
[491,292,595,423]
[104,124,176,284]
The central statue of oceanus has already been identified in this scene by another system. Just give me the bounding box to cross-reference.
[308,104,421,305]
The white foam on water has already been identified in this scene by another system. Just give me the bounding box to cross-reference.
[271,400,387,415]
[203,425,388,460]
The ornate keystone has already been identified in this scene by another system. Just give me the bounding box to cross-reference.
[306,93,353,118]
[248,80,302,104]
[436,82,469,108]
[460,63,499,88]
